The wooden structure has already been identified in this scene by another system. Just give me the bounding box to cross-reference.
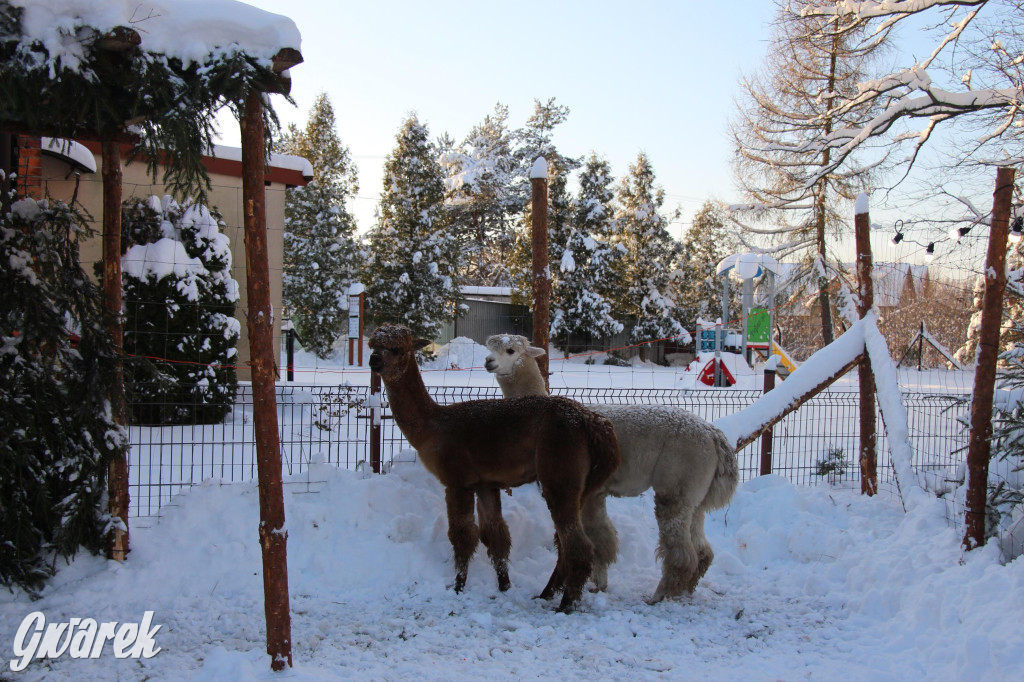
[530,157,551,390]
[2,5,303,671]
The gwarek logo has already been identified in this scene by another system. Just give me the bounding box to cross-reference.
[9,611,162,672]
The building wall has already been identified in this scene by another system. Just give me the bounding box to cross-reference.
[38,152,291,382]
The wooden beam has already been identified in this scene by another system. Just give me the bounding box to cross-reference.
[95,26,141,52]
[733,354,865,452]
[272,47,303,73]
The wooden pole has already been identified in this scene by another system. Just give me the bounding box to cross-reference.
[530,157,550,390]
[101,139,130,560]
[759,365,776,475]
[240,89,292,671]
[370,370,382,474]
[855,203,878,496]
[964,166,1016,551]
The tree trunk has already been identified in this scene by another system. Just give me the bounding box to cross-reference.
[963,166,1015,551]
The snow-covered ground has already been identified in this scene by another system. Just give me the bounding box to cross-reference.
[3,337,1018,681]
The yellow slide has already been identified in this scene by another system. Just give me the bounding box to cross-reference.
[754,342,799,376]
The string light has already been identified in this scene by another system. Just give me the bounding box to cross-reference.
[1010,216,1023,244]
[948,225,971,241]
[891,219,905,245]
[925,242,936,262]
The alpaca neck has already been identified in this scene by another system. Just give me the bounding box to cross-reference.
[496,360,548,398]
[380,357,440,450]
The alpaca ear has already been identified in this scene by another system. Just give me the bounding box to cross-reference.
[525,346,546,358]
[413,338,432,351]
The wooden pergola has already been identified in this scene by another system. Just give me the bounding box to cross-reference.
[2,5,301,671]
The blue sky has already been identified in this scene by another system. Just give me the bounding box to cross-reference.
[216,1,778,237]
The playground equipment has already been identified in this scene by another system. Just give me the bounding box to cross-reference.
[712,253,790,381]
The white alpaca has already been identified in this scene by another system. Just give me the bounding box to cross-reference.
[484,334,739,603]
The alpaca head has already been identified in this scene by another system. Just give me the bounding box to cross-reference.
[484,334,545,378]
[368,323,430,382]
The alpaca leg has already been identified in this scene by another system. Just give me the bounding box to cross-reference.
[476,488,512,592]
[536,532,564,601]
[543,492,594,613]
[581,492,617,592]
[691,511,714,586]
[445,487,479,593]
[648,492,698,604]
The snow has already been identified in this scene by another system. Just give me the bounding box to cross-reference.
[3,456,1022,680]
[13,1,301,70]
[122,239,205,301]
[529,156,548,179]
[856,191,870,215]
[209,145,313,179]
[40,138,97,173]
[4,332,1020,679]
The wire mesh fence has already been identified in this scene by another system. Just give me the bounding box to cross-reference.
[126,383,972,517]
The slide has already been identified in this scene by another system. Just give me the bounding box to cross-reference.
[754,341,799,376]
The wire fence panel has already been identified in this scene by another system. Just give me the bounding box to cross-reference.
[126,384,971,517]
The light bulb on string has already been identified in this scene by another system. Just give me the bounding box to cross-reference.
[925,242,936,263]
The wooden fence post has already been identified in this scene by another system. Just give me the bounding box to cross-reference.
[370,370,382,474]
[964,166,1016,551]
[102,139,130,560]
[530,157,550,390]
[855,200,878,496]
[760,363,776,475]
[240,89,292,671]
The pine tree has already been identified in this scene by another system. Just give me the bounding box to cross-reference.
[615,152,685,356]
[365,115,460,346]
[1,196,127,593]
[677,200,740,325]
[277,93,361,358]
[121,196,240,425]
[550,153,623,351]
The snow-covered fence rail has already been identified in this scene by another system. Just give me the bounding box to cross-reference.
[126,383,970,518]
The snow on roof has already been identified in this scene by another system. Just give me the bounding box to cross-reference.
[460,285,513,298]
[40,137,97,173]
[12,0,301,68]
[209,144,313,180]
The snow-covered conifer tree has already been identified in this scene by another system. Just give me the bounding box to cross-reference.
[365,115,460,346]
[550,153,623,351]
[278,93,361,357]
[1,196,127,592]
[121,196,240,424]
[441,103,518,286]
[677,200,739,324]
[614,152,686,356]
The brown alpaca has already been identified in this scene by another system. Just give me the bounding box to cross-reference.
[368,324,621,613]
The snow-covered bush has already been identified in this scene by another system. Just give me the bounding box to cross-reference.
[1,195,127,593]
[121,196,239,425]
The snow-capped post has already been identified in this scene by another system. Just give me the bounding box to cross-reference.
[348,282,365,367]
[964,166,1016,551]
[240,88,292,671]
[102,139,130,560]
[854,193,878,496]
[530,156,550,389]
[760,356,777,475]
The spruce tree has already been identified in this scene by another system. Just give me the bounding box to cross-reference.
[365,115,460,346]
[550,153,623,351]
[278,93,361,358]
[1,196,127,593]
[677,200,740,324]
[121,196,240,425]
[441,103,518,286]
[614,152,686,356]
